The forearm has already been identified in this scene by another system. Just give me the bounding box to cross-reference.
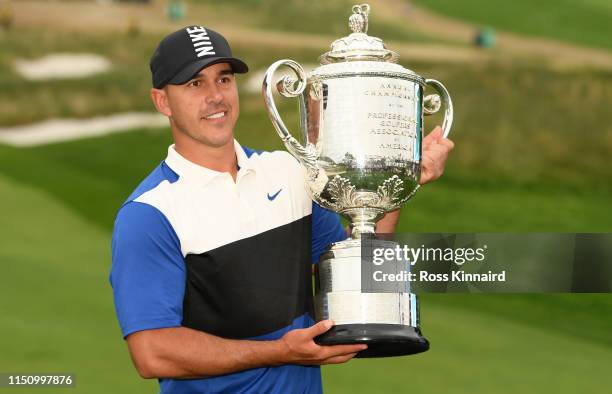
[128,326,286,379]
[375,209,400,233]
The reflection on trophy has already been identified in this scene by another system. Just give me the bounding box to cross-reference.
[263,4,453,357]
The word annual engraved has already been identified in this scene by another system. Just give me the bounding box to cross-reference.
[364,82,414,100]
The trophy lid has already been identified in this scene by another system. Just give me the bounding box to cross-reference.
[320,4,399,65]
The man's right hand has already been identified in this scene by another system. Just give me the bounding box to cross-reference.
[126,321,366,379]
[278,320,367,365]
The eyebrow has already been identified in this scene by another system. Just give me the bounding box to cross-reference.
[192,68,234,80]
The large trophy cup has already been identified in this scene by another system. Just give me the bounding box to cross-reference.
[263,4,453,357]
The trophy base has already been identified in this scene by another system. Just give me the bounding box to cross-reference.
[314,323,429,358]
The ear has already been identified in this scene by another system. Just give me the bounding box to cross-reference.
[150,88,172,117]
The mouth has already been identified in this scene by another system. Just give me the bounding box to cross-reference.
[203,111,227,121]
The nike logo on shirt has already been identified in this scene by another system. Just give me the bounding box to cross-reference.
[267,189,282,201]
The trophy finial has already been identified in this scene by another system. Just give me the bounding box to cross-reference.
[349,4,370,34]
[323,3,399,64]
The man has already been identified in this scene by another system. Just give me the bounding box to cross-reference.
[110,26,454,393]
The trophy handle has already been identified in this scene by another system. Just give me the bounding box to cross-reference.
[262,60,319,171]
[423,79,454,138]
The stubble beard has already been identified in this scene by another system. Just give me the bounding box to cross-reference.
[171,114,235,149]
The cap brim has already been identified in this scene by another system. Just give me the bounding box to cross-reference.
[168,57,249,86]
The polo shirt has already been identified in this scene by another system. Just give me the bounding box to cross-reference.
[110,140,346,394]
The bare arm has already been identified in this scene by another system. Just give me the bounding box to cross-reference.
[375,209,400,233]
[127,320,366,379]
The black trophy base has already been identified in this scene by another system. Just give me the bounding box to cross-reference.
[314,324,430,358]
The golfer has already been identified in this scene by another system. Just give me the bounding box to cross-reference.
[110,26,454,394]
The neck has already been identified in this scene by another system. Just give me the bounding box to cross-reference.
[174,139,238,180]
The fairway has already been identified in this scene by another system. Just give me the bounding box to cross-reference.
[412,0,612,51]
[324,302,612,393]
[0,129,610,393]
[0,174,156,393]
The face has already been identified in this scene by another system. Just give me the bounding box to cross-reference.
[157,62,240,150]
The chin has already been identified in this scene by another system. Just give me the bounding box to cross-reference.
[201,132,234,148]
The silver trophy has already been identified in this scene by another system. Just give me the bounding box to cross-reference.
[262,4,453,357]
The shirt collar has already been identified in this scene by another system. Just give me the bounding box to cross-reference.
[164,139,256,185]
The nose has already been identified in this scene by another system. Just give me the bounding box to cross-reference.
[205,82,223,105]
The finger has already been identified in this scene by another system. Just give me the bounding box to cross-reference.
[425,136,454,154]
[438,137,455,150]
[420,154,436,170]
[303,320,335,338]
[420,169,443,185]
[423,126,443,147]
[423,144,452,157]
[421,152,446,172]
[424,140,454,153]
[321,352,360,365]
[419,158,440,185]
[429,125,443,138]
[421,131,436,148]
[320,343,368,358]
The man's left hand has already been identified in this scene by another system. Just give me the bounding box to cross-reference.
[420,125,455,185]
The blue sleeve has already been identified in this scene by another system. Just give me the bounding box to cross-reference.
[311,202,346,263]
[110,202,185,338]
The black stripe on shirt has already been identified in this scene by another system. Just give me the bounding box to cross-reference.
[182,215,313,338]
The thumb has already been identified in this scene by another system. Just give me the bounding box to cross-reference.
[304,320,334,338]
[423,126,443,147]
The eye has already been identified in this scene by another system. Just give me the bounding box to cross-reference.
[219,75,233,84]
[188,80,201,88]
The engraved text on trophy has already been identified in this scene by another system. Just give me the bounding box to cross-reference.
[320,77,419,166]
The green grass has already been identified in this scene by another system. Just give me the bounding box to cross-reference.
[419,61,612,188]
[413,0,612,51]
[0,159,612,394]
[324,301,612,393]
[424,294,612,350]
[0,29,156,125]
[194,0,353,36]
[0,129,173,230]
[0,174,156,394]
[190,0,436,43]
